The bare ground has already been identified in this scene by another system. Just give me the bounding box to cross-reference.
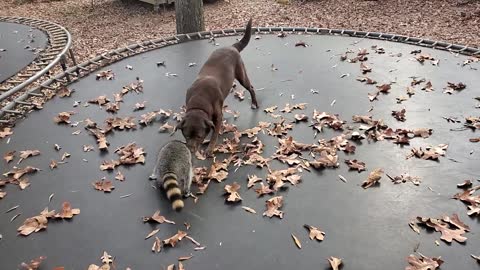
[1,0,479,64]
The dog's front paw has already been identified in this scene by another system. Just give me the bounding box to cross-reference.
[251,102,259,110]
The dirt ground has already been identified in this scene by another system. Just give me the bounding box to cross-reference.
[1,0,479,64]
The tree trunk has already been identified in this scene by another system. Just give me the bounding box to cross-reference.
[175,0,205,34]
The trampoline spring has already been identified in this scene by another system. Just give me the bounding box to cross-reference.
[76,65,89,71]
[100,54,112,60]
[15,100,33,106]
[136,42,147,49]
[40,85,55,90]
[126,47,135,53]
[27,92,43,97]
[90,60,103,66]
[2,109,21,114]
[17,74,33,78]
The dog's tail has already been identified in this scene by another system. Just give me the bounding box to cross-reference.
[163,173,184,211]
[232,18,253,52]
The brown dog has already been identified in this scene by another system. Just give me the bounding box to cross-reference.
[176,19,258,156]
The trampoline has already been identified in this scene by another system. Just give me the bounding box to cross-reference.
[0,25,480,270]
[0,22,48,83]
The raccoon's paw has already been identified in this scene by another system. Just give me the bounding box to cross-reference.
[149,173,158,180]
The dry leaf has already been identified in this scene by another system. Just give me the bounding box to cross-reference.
[163,230,188,247]
[143,210,175,224]
[234,88,245,100]
[388,173,421,185]
[409,221,421,234]
[139,111,159,125]
[4,151,15,163]
[408,144,448,160]
[264,106,277,113]
[92,179,115,192]
[4,166,40,179]
[281,103,307,113]
[89,95,110,106]
[54,201,80,219]
[304,224,325,241]
[406,254,443,270]
[242,127,261,138]
[105,102,120,113]
[115,171,125,181]
[178,255,193,261]
[392,109,406,122]
[0,127,14,138]
[100,160,120,171]
[134,101,146,111]
[96,70,115,80]
[293,114,308,122]
[362,168,383,189]
[54,111,75,124]
[61,152,70,161]
[224,182,242,202]
[242,206,257,214]
[105,117,136,130]
[376,83,391,93]
[49,160,58,170]
[263,196,284,218]
[247,175,262,188]
[145,228,160,239]
[159,122,175,133]
[328,257,342,270]
[291,234,301,249]
[416,214,469,243]
[345,159,366,172]
[115,143,145,165]
[360,62,372,73]
[20,256,46,270]
[152,236,162,253]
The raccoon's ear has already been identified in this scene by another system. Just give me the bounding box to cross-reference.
[174,119,185,132]
[205,119,215,131]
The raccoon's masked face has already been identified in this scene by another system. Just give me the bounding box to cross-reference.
[177,114,214,154]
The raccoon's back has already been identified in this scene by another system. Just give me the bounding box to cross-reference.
[157,140,192,177]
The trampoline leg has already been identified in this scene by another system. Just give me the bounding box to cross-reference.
[69,49,79,76]
[60,56,71,83]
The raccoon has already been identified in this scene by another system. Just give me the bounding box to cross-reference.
[149,140,193,211]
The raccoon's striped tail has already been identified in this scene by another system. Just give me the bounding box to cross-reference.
[163,173,184,211]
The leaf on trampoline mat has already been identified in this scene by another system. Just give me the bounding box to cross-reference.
[362,168,383,189]
[242,206,257,214]
[134,101,146,111]
[327,256,342,270]
[115,170,125,181]
[57,87,73,97]
[17,178,31,190]
[247,174,262,188]
[0,189,6,199]
[263,196,284,219]
[0,127,13,138]
[242,126,261,138]
[115,143,145,164]
[391,108,406,122]
[224,182,242,202]
[234,88,245,100]
[415,214,469,243]
[360,62,372,74]
[54,201,80,219]
[264,105,278,113]
[143,210,175,224]
[159,122,174,133]
[291,233,302,249]
[105,117,137,130]
[407,144,448,160]
[293,114,308,122]
[295,41,307,47]
[281,103,307,113]
[163,230,188,247]
[254,182,274,197]
[356,76,377,84]
[96,70,115,80]
[152,236,162,253]
[20,256,46,270]
[376,83,391,93]
[4,166,40,180]
[53,111,75,124]
[406,254,443,270]
[304,224,325,241]
[105,102,120,113]
[420,81,434,92]
[414,53,435,63]
[145,228,160,239]
[92,178,115,192]
[139,111,159,125]
[178,255,193,261]
[4,150,15,163]
[344,159,366,172]
[61,152,70,161]
[445,82,466,93]
[408,221,421,234]
[368,91,379,102]
[471,254,480,262]
[457,180,473,188]
[89,95,110,106]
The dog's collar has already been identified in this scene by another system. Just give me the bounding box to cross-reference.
[186,107,209,116]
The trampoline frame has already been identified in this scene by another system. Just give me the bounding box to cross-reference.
[0,22,479,126]
[0,17,75,107]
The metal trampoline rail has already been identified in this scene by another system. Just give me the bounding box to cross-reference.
[0,24,479,125]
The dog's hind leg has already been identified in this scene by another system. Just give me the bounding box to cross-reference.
[235,60,258,109]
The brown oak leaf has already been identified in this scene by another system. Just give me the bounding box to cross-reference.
[0,127,14,138]
[4,150,15,163]
[328,257,342,270]
[406,254,443,270]
[163,230,188,247]
[92,178,115,192]
[263,196,284,218]
[143,210,175,224]
[224,182,242,202]
[345,159,366,172]
[54,111,75,124]
[362,168,383,189]
[247,175,262,188]
[20,256,46,270]
[304,224,325,241]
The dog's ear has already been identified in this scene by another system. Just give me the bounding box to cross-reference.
[174,119,185,133]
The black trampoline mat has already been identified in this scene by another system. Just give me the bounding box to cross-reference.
[0,34,480,269]
[0,22,48,83]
